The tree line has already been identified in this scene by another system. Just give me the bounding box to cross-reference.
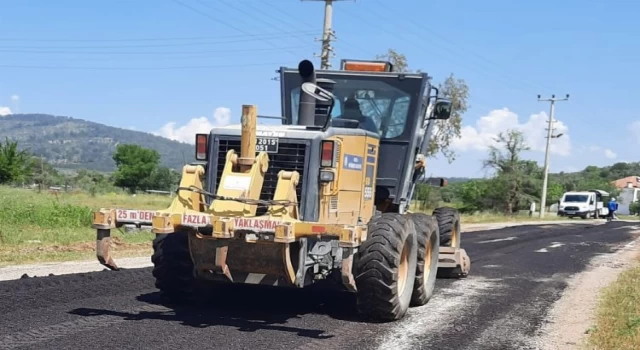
[413,129,627,214]
[0,137,180,194]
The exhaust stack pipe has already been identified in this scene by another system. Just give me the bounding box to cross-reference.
[297,59,317,126]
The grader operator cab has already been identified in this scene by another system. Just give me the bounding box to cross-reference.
[92,58,470,322]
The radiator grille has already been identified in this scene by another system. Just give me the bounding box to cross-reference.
[213,137,308,216]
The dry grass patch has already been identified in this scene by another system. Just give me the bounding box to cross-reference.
[585,258,640,350]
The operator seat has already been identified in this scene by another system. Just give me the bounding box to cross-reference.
[333,98,379,134]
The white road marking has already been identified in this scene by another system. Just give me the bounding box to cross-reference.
[479,237,518,244]
[535,242,565,253]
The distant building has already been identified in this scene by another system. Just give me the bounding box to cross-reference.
[611,176,640,189]
[610,176,640,215]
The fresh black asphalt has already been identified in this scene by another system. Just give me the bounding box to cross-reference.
[0,221,638,350]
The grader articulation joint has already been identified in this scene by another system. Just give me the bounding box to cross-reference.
[91,58,471,322]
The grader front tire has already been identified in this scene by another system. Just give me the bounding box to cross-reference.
[151,231,198,304]
[408,213,440,306]
[354,213,418,322]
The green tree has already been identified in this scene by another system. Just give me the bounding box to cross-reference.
[73,169,116,195]
[546,182,565,206]
[0,138,32,184]
[27,156,64,188]
[375,48,469,162]
[482,130,537,214]
[428,74,468,162]
[145,166,180,192]
[112,144,160,193]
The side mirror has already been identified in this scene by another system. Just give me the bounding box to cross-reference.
[431,100,452,120]
[301,82,335,102]
[425,177,448,187]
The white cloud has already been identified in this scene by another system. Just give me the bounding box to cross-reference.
[10,95,19,102]
[154,107,231,144]
[585,145,618,160]
[451,108,571,156]
[588,145,601,152]
[604,149,617,159]
[0,107,12,116]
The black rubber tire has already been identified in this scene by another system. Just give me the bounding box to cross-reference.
[151,231,198,303]
[354,213,418,322]
[408,213,440,306]
[433,207,461,248]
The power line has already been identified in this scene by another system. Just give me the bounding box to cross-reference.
[0,46,312,56]
[260,0,369,59]
[171,0,303,58]
[0,32,318,50]
[0,62,284,71]
[369,0,546,93]
[0,31,318,43]
[214,0,316,49]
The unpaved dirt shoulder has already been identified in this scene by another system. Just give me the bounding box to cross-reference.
[534,227,640,350]
[0,256,152,281]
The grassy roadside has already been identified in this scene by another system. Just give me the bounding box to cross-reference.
[585,257,640,349]
[0,186,171,267]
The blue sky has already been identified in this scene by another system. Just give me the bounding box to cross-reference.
[1,0,638,177]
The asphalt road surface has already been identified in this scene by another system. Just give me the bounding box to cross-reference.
[1,221,638,350]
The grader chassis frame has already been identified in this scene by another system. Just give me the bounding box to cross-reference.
[92,59,471,322]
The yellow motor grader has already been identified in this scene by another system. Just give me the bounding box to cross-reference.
[92,58,470,322]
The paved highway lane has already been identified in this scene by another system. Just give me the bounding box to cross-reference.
[0,221,638,350]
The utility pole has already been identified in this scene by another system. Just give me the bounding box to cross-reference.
[537,94,569,218]
[302,0,349,69]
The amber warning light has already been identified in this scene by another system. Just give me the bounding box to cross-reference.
[341,60,392,72]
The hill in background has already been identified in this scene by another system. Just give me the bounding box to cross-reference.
[0,113,194,172]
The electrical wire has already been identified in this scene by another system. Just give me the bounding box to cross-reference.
[0,62,284,71]
[0,46,313,56]
[0,32,318,50]
[0,30,318,43]
[171,0,303,58]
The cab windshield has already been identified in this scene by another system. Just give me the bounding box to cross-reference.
[281,70,425,140]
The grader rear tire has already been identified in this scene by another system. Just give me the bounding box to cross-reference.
[433,207,468,278]
[354,213,418,322]
[408,213,440,306]
[151,231,198,303]
[433,207,461,249]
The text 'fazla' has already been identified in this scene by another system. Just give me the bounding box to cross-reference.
[182,214,212,226]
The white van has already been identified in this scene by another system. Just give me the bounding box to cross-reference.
[557,190,610,219]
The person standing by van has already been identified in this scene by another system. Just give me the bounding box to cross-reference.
[607,198,618,220]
